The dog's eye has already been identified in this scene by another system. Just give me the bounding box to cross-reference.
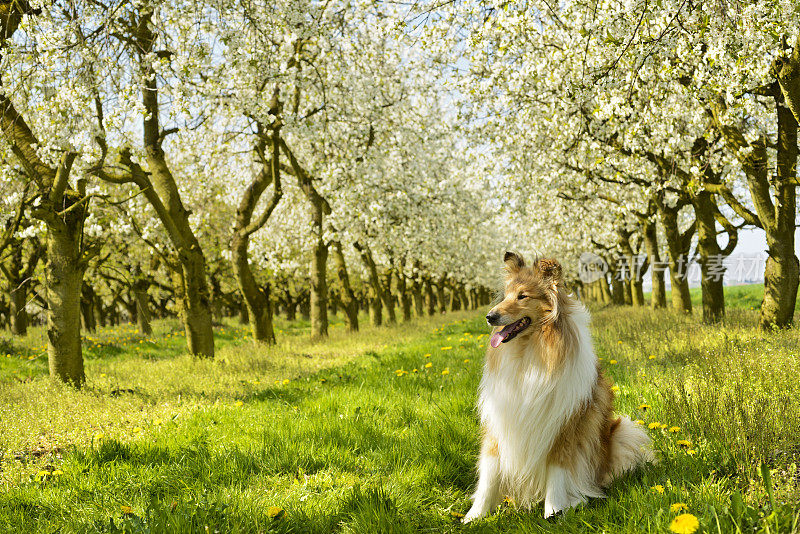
[517,294,528,300]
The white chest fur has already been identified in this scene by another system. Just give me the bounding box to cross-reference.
[476,312,597,502]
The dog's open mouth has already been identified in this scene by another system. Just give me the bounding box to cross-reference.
[489,317,532,348]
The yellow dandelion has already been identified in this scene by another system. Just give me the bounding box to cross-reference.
[267,506,284,519]
[635,420,645,425]
[423,353,431,358]
[283,379,290,385]
[638,404,651,411]
[51,470,64,476]
[93,432,105,442]
[441,346,453,350]
[463,359,470,363]
[235,401,244,407]
[648,422,661,429]
[617,340,623,344]
[669,513,699,534]
[686,449,697,456]
[121,505,133,515]
[609,359,617,365]
[649,355,656,360]
[670,503,688,513]
[676,439,691,448]
[412,369,418,373]
[610,385,620,392]
[424,362,433,368]
[669,426,680,433]
[450,511,464,519]
[441,368,450,375]
[36,470,50,479]
[652,484,665,494]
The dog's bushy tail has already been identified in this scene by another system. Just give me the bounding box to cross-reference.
[608,416,654,478]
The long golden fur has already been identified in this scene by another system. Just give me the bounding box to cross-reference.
[463,252,653,522]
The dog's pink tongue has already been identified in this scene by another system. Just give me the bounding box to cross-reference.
[490,332,504,348]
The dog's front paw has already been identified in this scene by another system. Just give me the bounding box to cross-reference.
[462,504,487,524]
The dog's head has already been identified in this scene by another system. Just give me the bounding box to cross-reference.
[486,252,563,348]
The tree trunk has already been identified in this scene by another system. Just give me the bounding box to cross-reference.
[760,102,799,329]
[9,284,27,336]
[285,292,298,321]
[80,284,97,333]
[332,241,359,332]
[610,272,625,306]
[693,191,727,323]
[239,300,249,325]
[43,203,86,387]
[94,294,106,327]
[115,17,216,357]
[658,202,693,314]
[424,275,436,316]
[436,275,447,313]
[309,226,329,338]
[642,218,667,309]
[412,280,424,317]
[4,238,39,336]
[395,263,412,322]
[232,232,276,344]
[174,252,216,356]
[300,293,310,321]
[354,242,383,326]
[459,285,470,310]
[380,268,397,324]
[133,278,153,335]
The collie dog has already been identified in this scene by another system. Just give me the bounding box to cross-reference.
[463,252,653,522]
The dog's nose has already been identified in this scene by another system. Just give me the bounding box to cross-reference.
[486,312,501,325]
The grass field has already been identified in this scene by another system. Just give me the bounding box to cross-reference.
[1,285,799,533]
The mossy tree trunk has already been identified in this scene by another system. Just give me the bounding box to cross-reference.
[132,276,153,335]
[354,241,383,326]
[641,216,666,309]
[436,274,447,313]
[80,283,97,333]
[231,115,283,345]
[424,275,436,316]
[1,236,43,337]
[411,261,424,317]
[708,86,799,329]
[280,139,331,339]
[0,7,89,385]
[96,11,215,356]
[380,267,397,324]
[332,241,359,332]
[657,198,694,314]
[395,260,412,322]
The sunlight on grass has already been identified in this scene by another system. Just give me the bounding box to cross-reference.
[1,301,799,533]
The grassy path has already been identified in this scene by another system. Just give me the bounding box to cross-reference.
[1,304,799,532]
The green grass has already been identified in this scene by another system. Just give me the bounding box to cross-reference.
[0,295,799,533]
[654,281,799,312]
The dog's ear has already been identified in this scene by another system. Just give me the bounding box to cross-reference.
[504,251,525,274]
[534,258,563,287]
[535,258,563,324]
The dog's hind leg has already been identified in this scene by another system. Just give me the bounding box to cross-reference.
[463,438,502,523]
[543,465,586,518]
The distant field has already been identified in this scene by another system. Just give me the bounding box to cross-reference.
[648,282,796,312]
[0,289,798,532]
